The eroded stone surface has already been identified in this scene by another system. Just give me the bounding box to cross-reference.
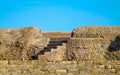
[0,27,49,60]
[66,38,106,61]
[72,26,120,40]
[67,26,120,61]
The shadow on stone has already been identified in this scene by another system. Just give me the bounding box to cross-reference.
[105,34,120,60]
[108,34,120,52]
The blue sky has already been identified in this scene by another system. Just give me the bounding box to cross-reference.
[0,0,120,32]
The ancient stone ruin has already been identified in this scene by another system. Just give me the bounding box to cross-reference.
[0,26,120,75]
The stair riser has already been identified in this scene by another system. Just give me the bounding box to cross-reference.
[50,38,69,40]
[47,43,63,46]
[49,41,67,44]
[44,47,57,49]
[40,49,51,52]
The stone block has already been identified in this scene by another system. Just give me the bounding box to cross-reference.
[0,61,8,69]
[110,69,116,73]
[61,61,71,64]
[32,69,45,74]
[0,69,8,73]
[9,60,22,65]
[56,69,67,73]
[67,73,74,75]
[105,65,112,69]
[0,61,8,65]
[68,69,78,72]
[99,65,105,68]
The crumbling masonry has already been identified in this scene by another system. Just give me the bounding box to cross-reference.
[0,26,120,75]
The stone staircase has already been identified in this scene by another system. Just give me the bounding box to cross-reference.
[33,38,69,60]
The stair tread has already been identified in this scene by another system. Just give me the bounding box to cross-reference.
[50,38,69,40]
[40,49,51,52]
[49,41,67,44]
[44,47,57,49]
[47,43,63,46]
[47,45,58,47]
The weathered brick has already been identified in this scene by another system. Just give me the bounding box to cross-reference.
[110,69,116,73]
[56,69,67,73]
[99,65,105,68]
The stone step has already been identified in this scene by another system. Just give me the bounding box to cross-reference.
[37,52,44,55]
[45,52,50,55]
[49,41,65,43]
[38,55,44,59]
[48,42,67,45]
[51,48,59,52]
[51,49,55,52]
[50,39,67,42]
[47,43,63,46]
[38,48,56,55]
[44,46,57,49]
[38,50,50,55]
[50,38,69,40]
[40,49,51,52]
[62,43,66,45]
[49,40,67,43]
[39,48,58,55]
[47,45,59,48]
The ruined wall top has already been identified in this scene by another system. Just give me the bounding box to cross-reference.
[72,26,120,40]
